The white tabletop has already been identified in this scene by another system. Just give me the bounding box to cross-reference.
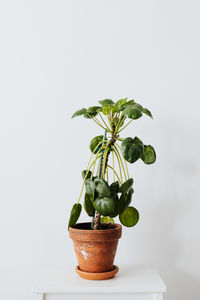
[33,265,166,294]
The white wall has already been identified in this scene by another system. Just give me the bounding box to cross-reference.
[0,1,200,299]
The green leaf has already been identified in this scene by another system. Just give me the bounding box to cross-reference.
[110,181,119,196]
[122,105,142,120]
[119,178,133,193]
[109,195,120,218]
[87,106,102,114]
[127,188,134,206]
[118,193,127,214]
[134,103,143,111]
[115,98,127,106]
[94,178,111,197]
[119,206,139,227]
[85,179,95,201]
[84,111,98,119]
[89,135,103,153]
[84,193,95,217]
[81,170,92,180]
[141,145,156,164]
[98,99,115,107]
[72,108,87,118]
[102,106,111,115]
[142,108,153,118]
[68,203,82,229]
[100,216,114,223]
[121,137,144,163]
[119,100,135,111]
[93,196,115,216]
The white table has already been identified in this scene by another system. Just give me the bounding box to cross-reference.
[33,265,166,300]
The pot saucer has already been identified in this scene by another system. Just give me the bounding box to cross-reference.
[76,265,119,280]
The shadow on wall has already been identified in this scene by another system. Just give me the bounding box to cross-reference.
[162,267,200,300]
[152,119,200,300]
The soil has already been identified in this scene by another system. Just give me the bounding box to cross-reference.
[71,222,115,230]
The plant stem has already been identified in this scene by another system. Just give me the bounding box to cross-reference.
[77,153,103,204]
[93,130,108,230]
[113,148,123,182]
[115,143,130,178]
[102,144,110,179]
[107,165,122,183]
[114,145,127,180]
[112,150,115,181]
[86,113,107,131]
[106,164,109,183]
[114,114,124,134]
[117,119,133,133]
[85,140,108,172]
[99,113,112,133]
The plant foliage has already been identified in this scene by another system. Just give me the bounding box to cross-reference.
[68,98,156,229]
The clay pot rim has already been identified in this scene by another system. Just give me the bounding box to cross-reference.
[69,222,122,233]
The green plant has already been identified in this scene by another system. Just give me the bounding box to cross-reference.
[68,98,156,230]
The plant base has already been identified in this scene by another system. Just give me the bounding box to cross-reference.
[76,265,119,280]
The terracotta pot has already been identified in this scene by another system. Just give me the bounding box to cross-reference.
[69,222,122,273]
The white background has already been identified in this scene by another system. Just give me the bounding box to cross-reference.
[0,1,200,299]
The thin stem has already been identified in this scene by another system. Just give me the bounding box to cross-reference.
[96,157,101,176]
[115,143,130,178]
[99,113,112,133]
[77,153,103,203]
[86,113,107,131]
[107,165,122,184]
[86,142,107,172]
[114,145,127,181]
[112,150,115,181]
[115,137,124,141]
[113,148,123,182]
[102,143,110,178]
[106,164,109,183]
[117,119,133,133]
[107,112,113,131]
[114,114,124,134]
[93,116,107,129]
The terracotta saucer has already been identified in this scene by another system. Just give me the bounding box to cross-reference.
[76,265,119,280]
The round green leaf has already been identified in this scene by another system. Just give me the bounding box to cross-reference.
[81,170,92,180]
[72,108,87,118]
[93,197,115,216]
[100,216,114,223]
[110,181,119,196]
[84,193,95,217]
[119,206,139,227]
[94,178,111,197]
[119,178,133,193]
[98,99,115,107]
[68,203,82,229]
[85,179,95,201]
[121,137,144,163]
[122,105,142,120]
[89,135,103,153]
[141,145,156,164]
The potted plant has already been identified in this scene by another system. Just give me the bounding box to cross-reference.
[68,98,156,280]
